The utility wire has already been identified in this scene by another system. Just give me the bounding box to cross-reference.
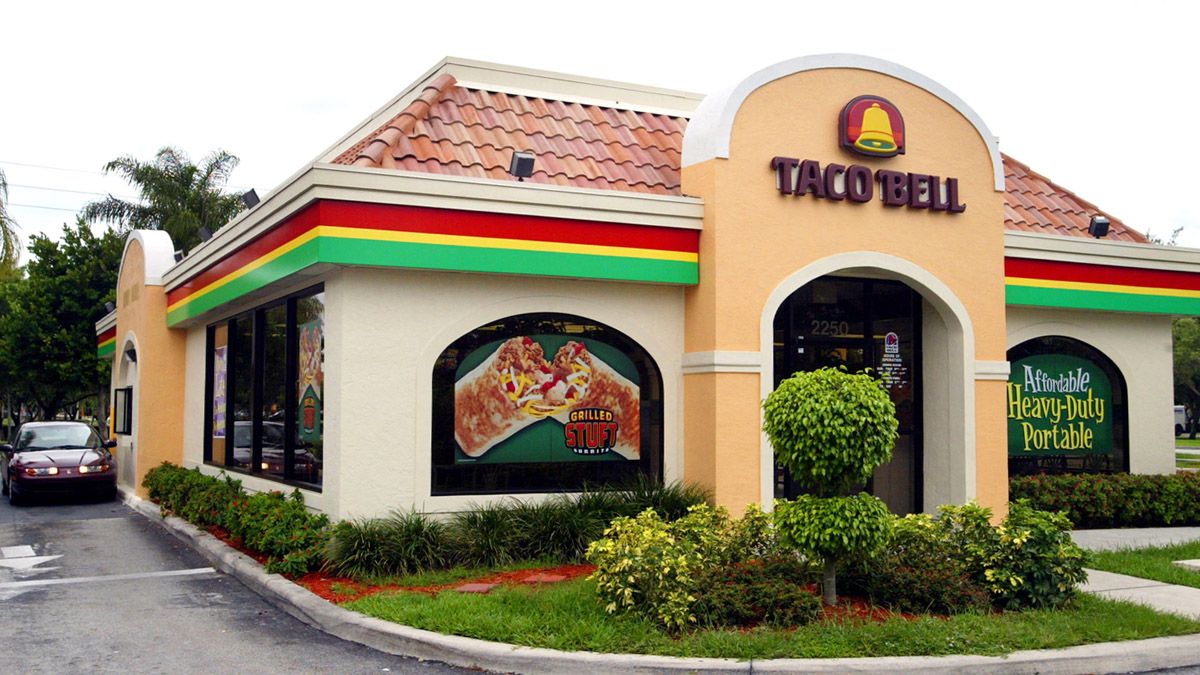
[9,203,82,213]
[8,183,139,200]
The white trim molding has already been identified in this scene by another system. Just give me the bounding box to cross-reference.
[681,350,764,375]
[975,360,1011,381]
[682,53,1005,192]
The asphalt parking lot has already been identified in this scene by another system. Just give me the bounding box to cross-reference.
[0,493,470,674]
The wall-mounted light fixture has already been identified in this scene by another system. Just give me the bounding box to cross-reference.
[1088,215,1110,239]
[104,301,115,313]
[508,151,535,181]
[241,189,260,208]
[197,226,212,242]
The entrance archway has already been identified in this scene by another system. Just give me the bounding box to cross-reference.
[759,252,977,513]
[114,334,139,490]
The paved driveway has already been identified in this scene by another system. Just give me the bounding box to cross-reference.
[0,494,470,674]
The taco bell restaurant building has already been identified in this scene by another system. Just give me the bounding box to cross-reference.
[95,55,1200,519]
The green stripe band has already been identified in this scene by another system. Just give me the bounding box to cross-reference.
[1006,284,1200,315]
[96,342,116,358]
[167,235,698,326]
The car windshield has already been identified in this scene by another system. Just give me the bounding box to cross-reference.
[15,425,100,451]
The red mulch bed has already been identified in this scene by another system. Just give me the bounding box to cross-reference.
[295,563,597,604]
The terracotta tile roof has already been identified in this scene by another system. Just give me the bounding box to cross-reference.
[1002,154,1146,243]
[333,74,687,195]
[334,74,1148,242]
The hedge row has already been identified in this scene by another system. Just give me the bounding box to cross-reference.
[143,463,329,575]
[1009,472,1200,528]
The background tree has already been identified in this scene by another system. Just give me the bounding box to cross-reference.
[1174,317,1200,439]
[0,168,21,270]
[82,147,245,252]
[0,218,123,419]
[763,366,898,605]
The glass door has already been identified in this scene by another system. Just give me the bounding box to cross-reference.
[773,277,922,514]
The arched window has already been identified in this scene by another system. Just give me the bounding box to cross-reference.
[1007,336,1128,475]
[431,313,663,495]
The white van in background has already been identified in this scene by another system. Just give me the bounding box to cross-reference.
[1176,405,1187,436]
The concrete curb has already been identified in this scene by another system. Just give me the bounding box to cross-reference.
[124,490,1200,674]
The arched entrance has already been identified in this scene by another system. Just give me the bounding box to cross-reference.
[759,252,978,514]
[114,335,139,489]
[772,276,922,513]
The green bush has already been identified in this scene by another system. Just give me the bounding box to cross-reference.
[763,366,898,605]
[692,558,821,628]
[224,490,329,574]
[1010,472,1200,528]
[585,504,774,632]
[449,503,518,567]
[178,474,241,528]
[938,501,1088,610]
[323,510,448,578]
[144,462,189,504]
[508,497,600,563]
[845,513,991,615]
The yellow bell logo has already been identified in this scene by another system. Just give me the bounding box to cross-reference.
[853,103,897,155]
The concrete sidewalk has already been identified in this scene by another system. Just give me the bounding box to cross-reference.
[1073,527,1200,620]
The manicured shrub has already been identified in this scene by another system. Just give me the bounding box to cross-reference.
[508,497,601,563]
[224,489,330,574]
[449,503,518,567]
[1010,472,1200,528]
[692,558,821,628]
[143,462,189,504]
[586,504,775,632]
[938,500,1088,610]
[763,366,898,605]
[845,513,990,615]
[323,510,448,578]
[609,474,712,521]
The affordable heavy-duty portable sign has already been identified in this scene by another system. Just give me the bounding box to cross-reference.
[1006,354,1112,455]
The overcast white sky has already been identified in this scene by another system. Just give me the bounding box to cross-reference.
[2,1,1194,260]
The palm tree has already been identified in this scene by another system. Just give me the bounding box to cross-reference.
[0,168,20,268]
[83,147,245,252]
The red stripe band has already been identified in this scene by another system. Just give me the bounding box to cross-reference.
[1005,257,1200,291]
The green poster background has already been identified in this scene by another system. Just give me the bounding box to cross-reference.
[454,335,639,464]
[1007,353,1112,456]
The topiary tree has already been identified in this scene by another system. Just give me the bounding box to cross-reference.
[763,366,898,605]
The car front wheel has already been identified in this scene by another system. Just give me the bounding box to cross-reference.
[8,483,22,506]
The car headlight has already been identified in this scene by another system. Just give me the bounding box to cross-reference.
[78,464,110,474]
[24,467,59,476]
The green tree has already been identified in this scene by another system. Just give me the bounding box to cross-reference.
[0,219,123,418]
[762,366,898,605]
[82,147,244,252]
[1174,317,1200,439]
[0,168,21,270]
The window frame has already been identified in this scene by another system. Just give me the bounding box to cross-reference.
[113,387,133,436]
[430,312,664,496]
[203,283,324,491]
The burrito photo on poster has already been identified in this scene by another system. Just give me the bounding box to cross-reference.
[551,341,641,459]
[454,336,549,457]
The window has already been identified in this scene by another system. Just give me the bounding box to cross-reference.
[113,387,132,435]
[1007,336,1128,475]
[204,286,324,489]
[432,313,663,495]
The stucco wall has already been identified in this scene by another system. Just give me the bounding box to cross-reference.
[681,64,1008,513]
[1006,306,1175,475]
[331,266,686,520]
[112,235,188,496]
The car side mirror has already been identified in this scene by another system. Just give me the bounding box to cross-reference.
[0,443,11,453]
[102,439,117,449]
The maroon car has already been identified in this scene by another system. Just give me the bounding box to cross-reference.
[1,421,118,505]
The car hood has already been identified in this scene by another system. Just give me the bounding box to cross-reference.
[13,449,107,467]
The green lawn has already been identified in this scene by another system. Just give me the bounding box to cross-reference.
[344,578,1200,659]
[1090,541,1200,590]
[1179,457,1200,469]
[1176,438,1200,448]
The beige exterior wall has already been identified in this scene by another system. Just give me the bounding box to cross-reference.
[328,266,686,519]
[112,237,188,497]
[1006,306,1175,475]
[681,65,1009,514]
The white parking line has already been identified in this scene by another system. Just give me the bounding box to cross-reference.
[1,545,35,558]
[0,567,216,590]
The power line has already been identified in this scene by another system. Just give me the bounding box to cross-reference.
[0,159,106,176]
[8,183,139,200]
[9,203,81,213]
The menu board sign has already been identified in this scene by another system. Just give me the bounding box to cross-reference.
[1007,354,1112,455]
[297,319,323,443]
[453,335,640,464]
[212,346,227,438]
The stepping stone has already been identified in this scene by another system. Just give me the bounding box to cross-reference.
[1173,559,1200,572]
[522,573,567,583]
[451,582,499,593]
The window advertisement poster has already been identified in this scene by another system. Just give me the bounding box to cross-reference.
[454,335,640,464]
[297,319,323,443]
[212,346,227,438]
[1007,353,1112,455]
